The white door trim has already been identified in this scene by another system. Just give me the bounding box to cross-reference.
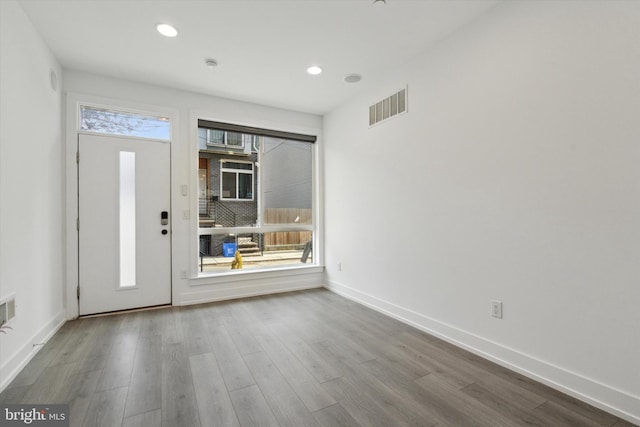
[65,92,179,319]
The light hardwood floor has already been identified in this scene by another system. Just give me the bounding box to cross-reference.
[1,289,635,427]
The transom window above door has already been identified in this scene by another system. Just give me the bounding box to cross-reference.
[79,105,171,141]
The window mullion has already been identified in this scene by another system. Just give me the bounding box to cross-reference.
[235,171,240,200]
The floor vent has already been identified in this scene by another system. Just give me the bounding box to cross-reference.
[0,295,16,324]
[369,87,407,126]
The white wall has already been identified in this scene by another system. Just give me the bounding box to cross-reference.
[63,70,324,316]
[0,0,65,390]
[324,0,640,423]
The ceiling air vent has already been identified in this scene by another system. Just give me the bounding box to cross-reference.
[369,87,407,126]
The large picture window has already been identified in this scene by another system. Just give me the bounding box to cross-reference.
[197,120,316,274]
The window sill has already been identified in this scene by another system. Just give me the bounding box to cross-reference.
[189,264,324,286]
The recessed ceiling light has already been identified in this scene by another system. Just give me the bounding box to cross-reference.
[307,65,323,75]
[205,59,218,69]
[157,23,178,37]
[372,0,386,6]
[344,73,362,83]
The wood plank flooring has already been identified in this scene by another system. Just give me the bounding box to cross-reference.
[1,289,635,427]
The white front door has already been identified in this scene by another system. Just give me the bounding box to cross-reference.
[78,134,171,315]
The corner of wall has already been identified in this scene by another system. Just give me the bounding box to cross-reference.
[0,311,66,392]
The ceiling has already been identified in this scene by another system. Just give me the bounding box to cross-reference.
[18,0,500,115]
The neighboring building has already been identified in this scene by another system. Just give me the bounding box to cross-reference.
[198,127,258,255]
[198,126,313,256]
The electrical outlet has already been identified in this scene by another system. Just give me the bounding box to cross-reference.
[491,300,503,319]
[183,210,190,220]
[337,262,342,271]
[180,270,188,279]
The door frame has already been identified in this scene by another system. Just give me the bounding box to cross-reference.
[65,93,179,319]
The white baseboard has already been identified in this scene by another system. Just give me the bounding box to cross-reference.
[179,274,324,306]
[325,280,640,425]
[0,311,66,393]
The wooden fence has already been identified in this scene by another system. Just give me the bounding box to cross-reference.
[263,208,312,247]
